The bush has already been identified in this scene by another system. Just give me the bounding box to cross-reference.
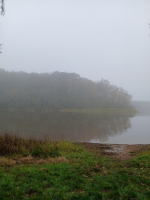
[20,146,30,157]
[31,142,60,158]
[0,133,61,158]
[58,141,83,153]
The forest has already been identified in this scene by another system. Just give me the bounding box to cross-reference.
[0,69,133,109]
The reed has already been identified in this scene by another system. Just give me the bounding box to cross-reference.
[0,132,60,157]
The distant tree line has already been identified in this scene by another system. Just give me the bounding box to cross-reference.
[0,69,133,109]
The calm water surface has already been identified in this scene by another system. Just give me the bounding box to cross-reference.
[91,115,150,144]
[0,111,149,144]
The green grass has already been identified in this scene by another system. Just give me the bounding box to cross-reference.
[0,135,150,199]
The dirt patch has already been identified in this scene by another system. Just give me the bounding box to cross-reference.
[77,142,150,160]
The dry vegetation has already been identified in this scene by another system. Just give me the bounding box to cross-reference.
[0,132,150,199]
[0,132,60,158]
[0,156,68,166]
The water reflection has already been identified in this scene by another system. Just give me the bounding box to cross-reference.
[0,111,134,142]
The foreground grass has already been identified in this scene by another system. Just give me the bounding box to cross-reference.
[0,134,150,199]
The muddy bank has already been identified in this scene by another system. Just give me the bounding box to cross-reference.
[77,142,150,160]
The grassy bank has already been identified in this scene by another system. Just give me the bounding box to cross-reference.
[1,108,138,115]
[0,134,150,199]
[60,108,138,115]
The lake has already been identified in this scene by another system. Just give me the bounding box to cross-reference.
[0,110,149,144]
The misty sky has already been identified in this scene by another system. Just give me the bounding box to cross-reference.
[0,0,150,101]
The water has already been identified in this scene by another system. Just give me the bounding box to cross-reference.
[1,1,149,144]
[0,110,149,144]
[91,115,150,144]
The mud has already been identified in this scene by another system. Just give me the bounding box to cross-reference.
[77,142,150,160]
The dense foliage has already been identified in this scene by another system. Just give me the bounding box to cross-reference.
[0,69,132,109]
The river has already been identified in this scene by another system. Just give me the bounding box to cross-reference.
[0,110,149,144]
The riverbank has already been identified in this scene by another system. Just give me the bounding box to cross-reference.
[0,135,150,199]
[78,142,150,160]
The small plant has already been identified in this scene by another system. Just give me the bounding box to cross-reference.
[0,132,22,155]
[58,141,83,153]
[20,146,30,157]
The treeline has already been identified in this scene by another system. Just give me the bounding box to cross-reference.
[0,69,133,109]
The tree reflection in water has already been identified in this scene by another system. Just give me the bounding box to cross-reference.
[0,111,135,142]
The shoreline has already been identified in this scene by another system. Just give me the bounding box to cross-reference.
[76,142,150,160]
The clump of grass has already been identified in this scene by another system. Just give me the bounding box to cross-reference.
[0,156,68,166]
[0,132,34,155]
[0,132,60,158]
[31,142,60,158]
[58,141,84,153]
[0,157,16,166]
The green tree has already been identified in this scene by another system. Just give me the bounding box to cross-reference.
[0,69,133,109]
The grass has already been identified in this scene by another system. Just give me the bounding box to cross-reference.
[59,108,138,115]
[1,108,138,115]
[0,132,60,158]
[0,133,150,199]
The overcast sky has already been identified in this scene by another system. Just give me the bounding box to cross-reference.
[0,0,150,101]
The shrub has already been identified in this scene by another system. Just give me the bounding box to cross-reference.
[31,142,60,158]
[0,132,60,158]
[58,141,83,153]
[20,146,30,157]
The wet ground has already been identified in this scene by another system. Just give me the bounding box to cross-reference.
[78,143,150,160]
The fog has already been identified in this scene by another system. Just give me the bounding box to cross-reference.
[0,0,150,101]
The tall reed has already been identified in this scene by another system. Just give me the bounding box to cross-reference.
[0,132,60,157]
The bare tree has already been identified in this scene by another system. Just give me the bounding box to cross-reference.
[0,0,5,16]
[0,0,4,53]
[0,43,3,53]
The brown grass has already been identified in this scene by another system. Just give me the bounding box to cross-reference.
[0,132,57,155]
[0,132,69,165]
[0,132,38,155]
[0,156,68,166]
[0,157,16,166]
